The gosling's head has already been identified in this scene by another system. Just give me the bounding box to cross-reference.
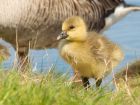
[57,16,87,41]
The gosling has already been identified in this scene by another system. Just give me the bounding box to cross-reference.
[116,60,140,79]
[115,60,140,89]
[57,16,124,88]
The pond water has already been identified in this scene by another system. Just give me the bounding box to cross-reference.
[1,0,140,85]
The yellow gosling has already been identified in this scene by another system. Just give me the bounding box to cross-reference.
[115,60,140,89]
[0,44,10,63]
[57,16,124,88]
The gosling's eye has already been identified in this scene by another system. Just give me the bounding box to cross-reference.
[69,25,75,29]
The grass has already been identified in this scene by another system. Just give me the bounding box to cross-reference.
[0,69,140,105]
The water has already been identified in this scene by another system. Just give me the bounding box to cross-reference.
[1,0,140,82]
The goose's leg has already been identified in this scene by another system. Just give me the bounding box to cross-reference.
[81,77,90,89]
[17,47,29,72]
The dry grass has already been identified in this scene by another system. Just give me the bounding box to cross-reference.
[0,67,140,105]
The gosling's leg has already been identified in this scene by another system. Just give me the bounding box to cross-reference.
[96,79,102,87]
[81,77,90,89]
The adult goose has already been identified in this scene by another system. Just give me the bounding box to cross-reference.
[0,0,139,70]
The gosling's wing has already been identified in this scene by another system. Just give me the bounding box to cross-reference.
[87,32,115,61]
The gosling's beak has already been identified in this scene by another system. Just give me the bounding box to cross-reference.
[57,31,68,40]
